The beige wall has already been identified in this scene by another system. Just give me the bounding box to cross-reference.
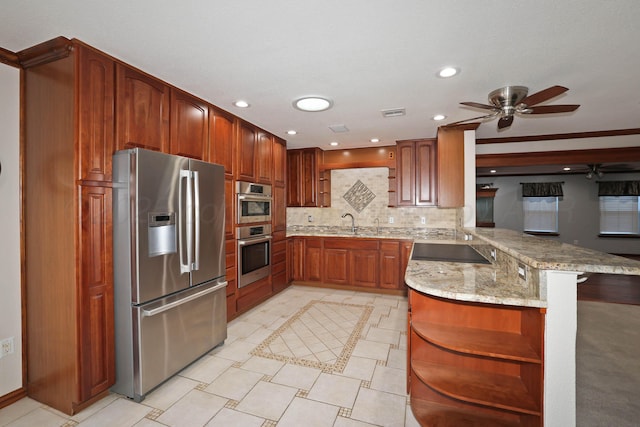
[287,167,459,230]
[0,63,22,396]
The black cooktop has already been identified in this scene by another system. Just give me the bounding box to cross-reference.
[411,243,491,264]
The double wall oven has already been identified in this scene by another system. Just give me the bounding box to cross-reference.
[236,182,272,288]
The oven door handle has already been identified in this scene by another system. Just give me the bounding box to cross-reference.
[238,235,272,246]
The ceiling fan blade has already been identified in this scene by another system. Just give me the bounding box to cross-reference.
[497,116,514,129]
[525,104,580,114]
[520,85,569,106]
[444,113,498,127]
[460,101,499,111]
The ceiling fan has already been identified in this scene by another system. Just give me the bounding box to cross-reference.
[446,85,580,129]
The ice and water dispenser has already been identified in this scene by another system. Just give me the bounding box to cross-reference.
[148,212,177,257]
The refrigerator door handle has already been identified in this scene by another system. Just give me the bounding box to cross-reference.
[141,281,228,317]
[193,170,200,271]
[179,169,192,274]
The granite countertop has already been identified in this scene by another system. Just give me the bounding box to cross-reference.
[465,227,640,275]
[404,256,546,308]
[286,225,456,241]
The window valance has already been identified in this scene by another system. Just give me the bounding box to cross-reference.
[521,182,564,197]
[597,180,640,196]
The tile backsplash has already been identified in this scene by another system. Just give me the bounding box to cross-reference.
[287,167,460,230]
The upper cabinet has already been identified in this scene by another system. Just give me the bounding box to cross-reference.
[395,128,465,208]
[169,88,208,160]
[236,121,257,182]
[287,148,323,207]
[256,130,273,184]
[209,106,236,176]
[396,139,437,206]
[115,64,170,153]
[272,137,286,187]
[77,44,115,182]
[436,127,465,208]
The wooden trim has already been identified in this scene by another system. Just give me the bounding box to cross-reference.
[477,128,640,144]
[16,36,73,69]
[439,123,481,131]
[19,62,28,398]
[291,280,407,296]
[0,387,27,410]
[0,47,20,68]
[476,146,640,168]
[320,146,396,170]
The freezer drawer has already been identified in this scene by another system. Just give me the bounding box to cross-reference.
[130,281,226,400]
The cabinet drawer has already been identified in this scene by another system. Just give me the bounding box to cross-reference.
[273,250,286,265]
[272,239,287,255]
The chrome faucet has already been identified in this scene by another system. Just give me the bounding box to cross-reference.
[341,213,357,233]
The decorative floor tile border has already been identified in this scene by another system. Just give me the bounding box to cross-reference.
[250,300,373,373]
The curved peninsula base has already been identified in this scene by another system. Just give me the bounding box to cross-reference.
[408,289,545,427]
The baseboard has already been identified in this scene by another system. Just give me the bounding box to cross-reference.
[0,387,27,410]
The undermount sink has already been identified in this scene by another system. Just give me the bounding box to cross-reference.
[411,243,491,264]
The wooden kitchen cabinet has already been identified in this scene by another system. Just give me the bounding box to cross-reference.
[396,139,437,206]
[237,120,257,182]
[79,184,115,401]
[19,38,116,414]
[169,88,209,160]
[271,231,288,293]
[209,106,236,176]
[395,130,464,208]
[273,185,286,232]
[304,238,324,282]
[78,45,115,182]
[408,290,544,426]
[291,236,410,291]
[287,148,323,207]
[273,137,287,187]
[115,63,170,153]
[436,127,465,207]
[256,131,273,184]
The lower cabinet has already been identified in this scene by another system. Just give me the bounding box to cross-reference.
[408,290,545,427]
[291,236,410,291]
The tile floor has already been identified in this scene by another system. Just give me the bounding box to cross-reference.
[0,286,419,427]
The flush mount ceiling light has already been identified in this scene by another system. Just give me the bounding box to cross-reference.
[286,130,297,135]
[437,66,460,78]
[293,96,333,112]
[370,138,380,143]
[432,114,446,121]
[329,141,339,146]
[234,100,250,108]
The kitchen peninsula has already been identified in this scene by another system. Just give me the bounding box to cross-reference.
[405,227,640,427]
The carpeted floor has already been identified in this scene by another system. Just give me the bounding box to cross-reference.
[577,301,640,426]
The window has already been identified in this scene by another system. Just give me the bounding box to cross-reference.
[599,196,640,236]
[523,196,559,234]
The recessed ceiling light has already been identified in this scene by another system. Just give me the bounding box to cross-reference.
[432,114,446,121]
[293,96,333,112]
[437,67,460,78]
[234,100,250,108]
[330,141,339,146]
[563,167,571,171]
[490,169,497,174]
[370,138,380,143]
[286,130,297,135]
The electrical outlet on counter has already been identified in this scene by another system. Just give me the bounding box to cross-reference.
[388,217,394,224]
[307,215,313,222]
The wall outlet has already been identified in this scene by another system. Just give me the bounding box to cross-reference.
[388,217,394,224]
[307,215,313,222]
[420,217,426,225]
[0,337,14,358]
[490,249,497,260]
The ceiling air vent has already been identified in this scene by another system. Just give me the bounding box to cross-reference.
[381,108,406,118]
[329,124,349,133]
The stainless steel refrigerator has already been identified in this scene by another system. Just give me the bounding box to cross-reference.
[111,148,227,402]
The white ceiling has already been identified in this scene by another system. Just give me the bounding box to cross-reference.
[2,0,640,151]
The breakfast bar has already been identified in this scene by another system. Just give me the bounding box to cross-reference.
[405,228,640,427]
